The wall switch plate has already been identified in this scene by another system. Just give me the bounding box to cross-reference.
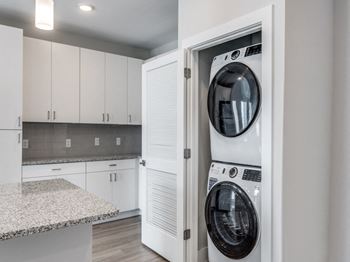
[65,139,71,148]
[22,139,29,149]
[94,137,100,146]
[116,137,121,146]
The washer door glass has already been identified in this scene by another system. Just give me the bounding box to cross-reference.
[208,62,260,137]
[205,181,259,259]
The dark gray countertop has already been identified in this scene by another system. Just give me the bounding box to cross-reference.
[0,179,118,241]
[22,154,140,166]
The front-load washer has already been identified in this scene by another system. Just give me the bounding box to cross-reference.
[208,44,262,166]
[205,162,261,262]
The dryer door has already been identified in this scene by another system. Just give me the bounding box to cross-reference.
[205,181,259,259]
[208,62,260,137]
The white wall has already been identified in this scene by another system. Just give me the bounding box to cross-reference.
[0,17,150,59]
[329,1,350,262]
[282,0,333,261]
[178,1,333,261]
[150,40,178,57]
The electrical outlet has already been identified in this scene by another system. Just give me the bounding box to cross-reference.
[116,137,121,146]
[66,139,71,148]
[94,137,100,146]
[22,139,29,149]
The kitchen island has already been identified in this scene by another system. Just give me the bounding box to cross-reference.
[0,179,118,262]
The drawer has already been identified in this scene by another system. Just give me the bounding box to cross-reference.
[86,159,136,173]
[22,162,86,178]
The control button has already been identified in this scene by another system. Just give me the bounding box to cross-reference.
[229,167,238,178]
[231,50,240,60]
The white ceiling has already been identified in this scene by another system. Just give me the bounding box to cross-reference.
[0,0,178,50]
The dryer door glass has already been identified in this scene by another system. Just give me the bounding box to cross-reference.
[208,62,260,137]
[205,181,259,259]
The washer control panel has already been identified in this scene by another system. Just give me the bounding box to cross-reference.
[242,169,262,182]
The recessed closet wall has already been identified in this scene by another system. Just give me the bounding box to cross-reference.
[196,32,261,258]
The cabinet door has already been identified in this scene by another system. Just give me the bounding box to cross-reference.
[0,25,22,130]
[52,43,80,123]
[80,49,105,124]
[23,37,52,122]
[59,173,85,189]
[127,58,143,125]
[0,130,22,184]
[114,169,138,212]
[86,172,113,204]
[105,53,128,124]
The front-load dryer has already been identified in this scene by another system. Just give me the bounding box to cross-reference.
[208,44,262,166]
[205,162,261,262]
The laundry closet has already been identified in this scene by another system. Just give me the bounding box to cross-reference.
[185,30,263,262]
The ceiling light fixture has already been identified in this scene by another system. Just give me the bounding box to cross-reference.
[35,0,54,30]
[79,4,94,12]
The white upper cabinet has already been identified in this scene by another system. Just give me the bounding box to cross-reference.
[105,53,128,124]
[23,37,52,122]
[0,25,22,130]
[80,48,105,124]
[127,58,143,125]
[52,43,80,123]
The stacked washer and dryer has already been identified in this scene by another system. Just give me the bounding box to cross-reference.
[205,43,262,262]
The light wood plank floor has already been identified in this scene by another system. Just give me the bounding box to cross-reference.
[93,216,167,262]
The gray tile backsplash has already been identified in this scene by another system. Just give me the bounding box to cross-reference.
[22,123,141,160]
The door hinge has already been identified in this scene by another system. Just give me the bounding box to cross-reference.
[184,229,191,240]
[184,68,191,79]
[184,148,191,159]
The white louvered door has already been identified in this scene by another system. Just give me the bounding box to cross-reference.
[141,51,178,261]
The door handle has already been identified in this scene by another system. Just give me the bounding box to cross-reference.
[139,160,146,166]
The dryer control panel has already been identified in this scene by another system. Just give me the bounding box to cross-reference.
[242,169,262,182]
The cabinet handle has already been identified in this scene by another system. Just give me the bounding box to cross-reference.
[18,116,21,128]
[51,168,62,171]
[17,133,21,144]
[110,173,112,182]
[107,113,110,122]
[102,113,105,122]
[47,111,51,120]
[114,173,117,182]
[128,114,131,123]
[53,111,56,120]
[109,164,117,167]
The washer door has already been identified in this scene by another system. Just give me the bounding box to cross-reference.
[208,62,260,137]
[205,181,259,259]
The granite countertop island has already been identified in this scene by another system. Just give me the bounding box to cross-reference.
[0,179,118,241]
[22,154,140,166]
[0,179,118,262]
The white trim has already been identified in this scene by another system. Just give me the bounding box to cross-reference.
[178,5,276,262]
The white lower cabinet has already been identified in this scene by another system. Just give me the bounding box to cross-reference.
[23,173,86,189]
[86,159,138,213]
[86,171,114,203]
[22,162,86,189]
[114,169,138,212]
